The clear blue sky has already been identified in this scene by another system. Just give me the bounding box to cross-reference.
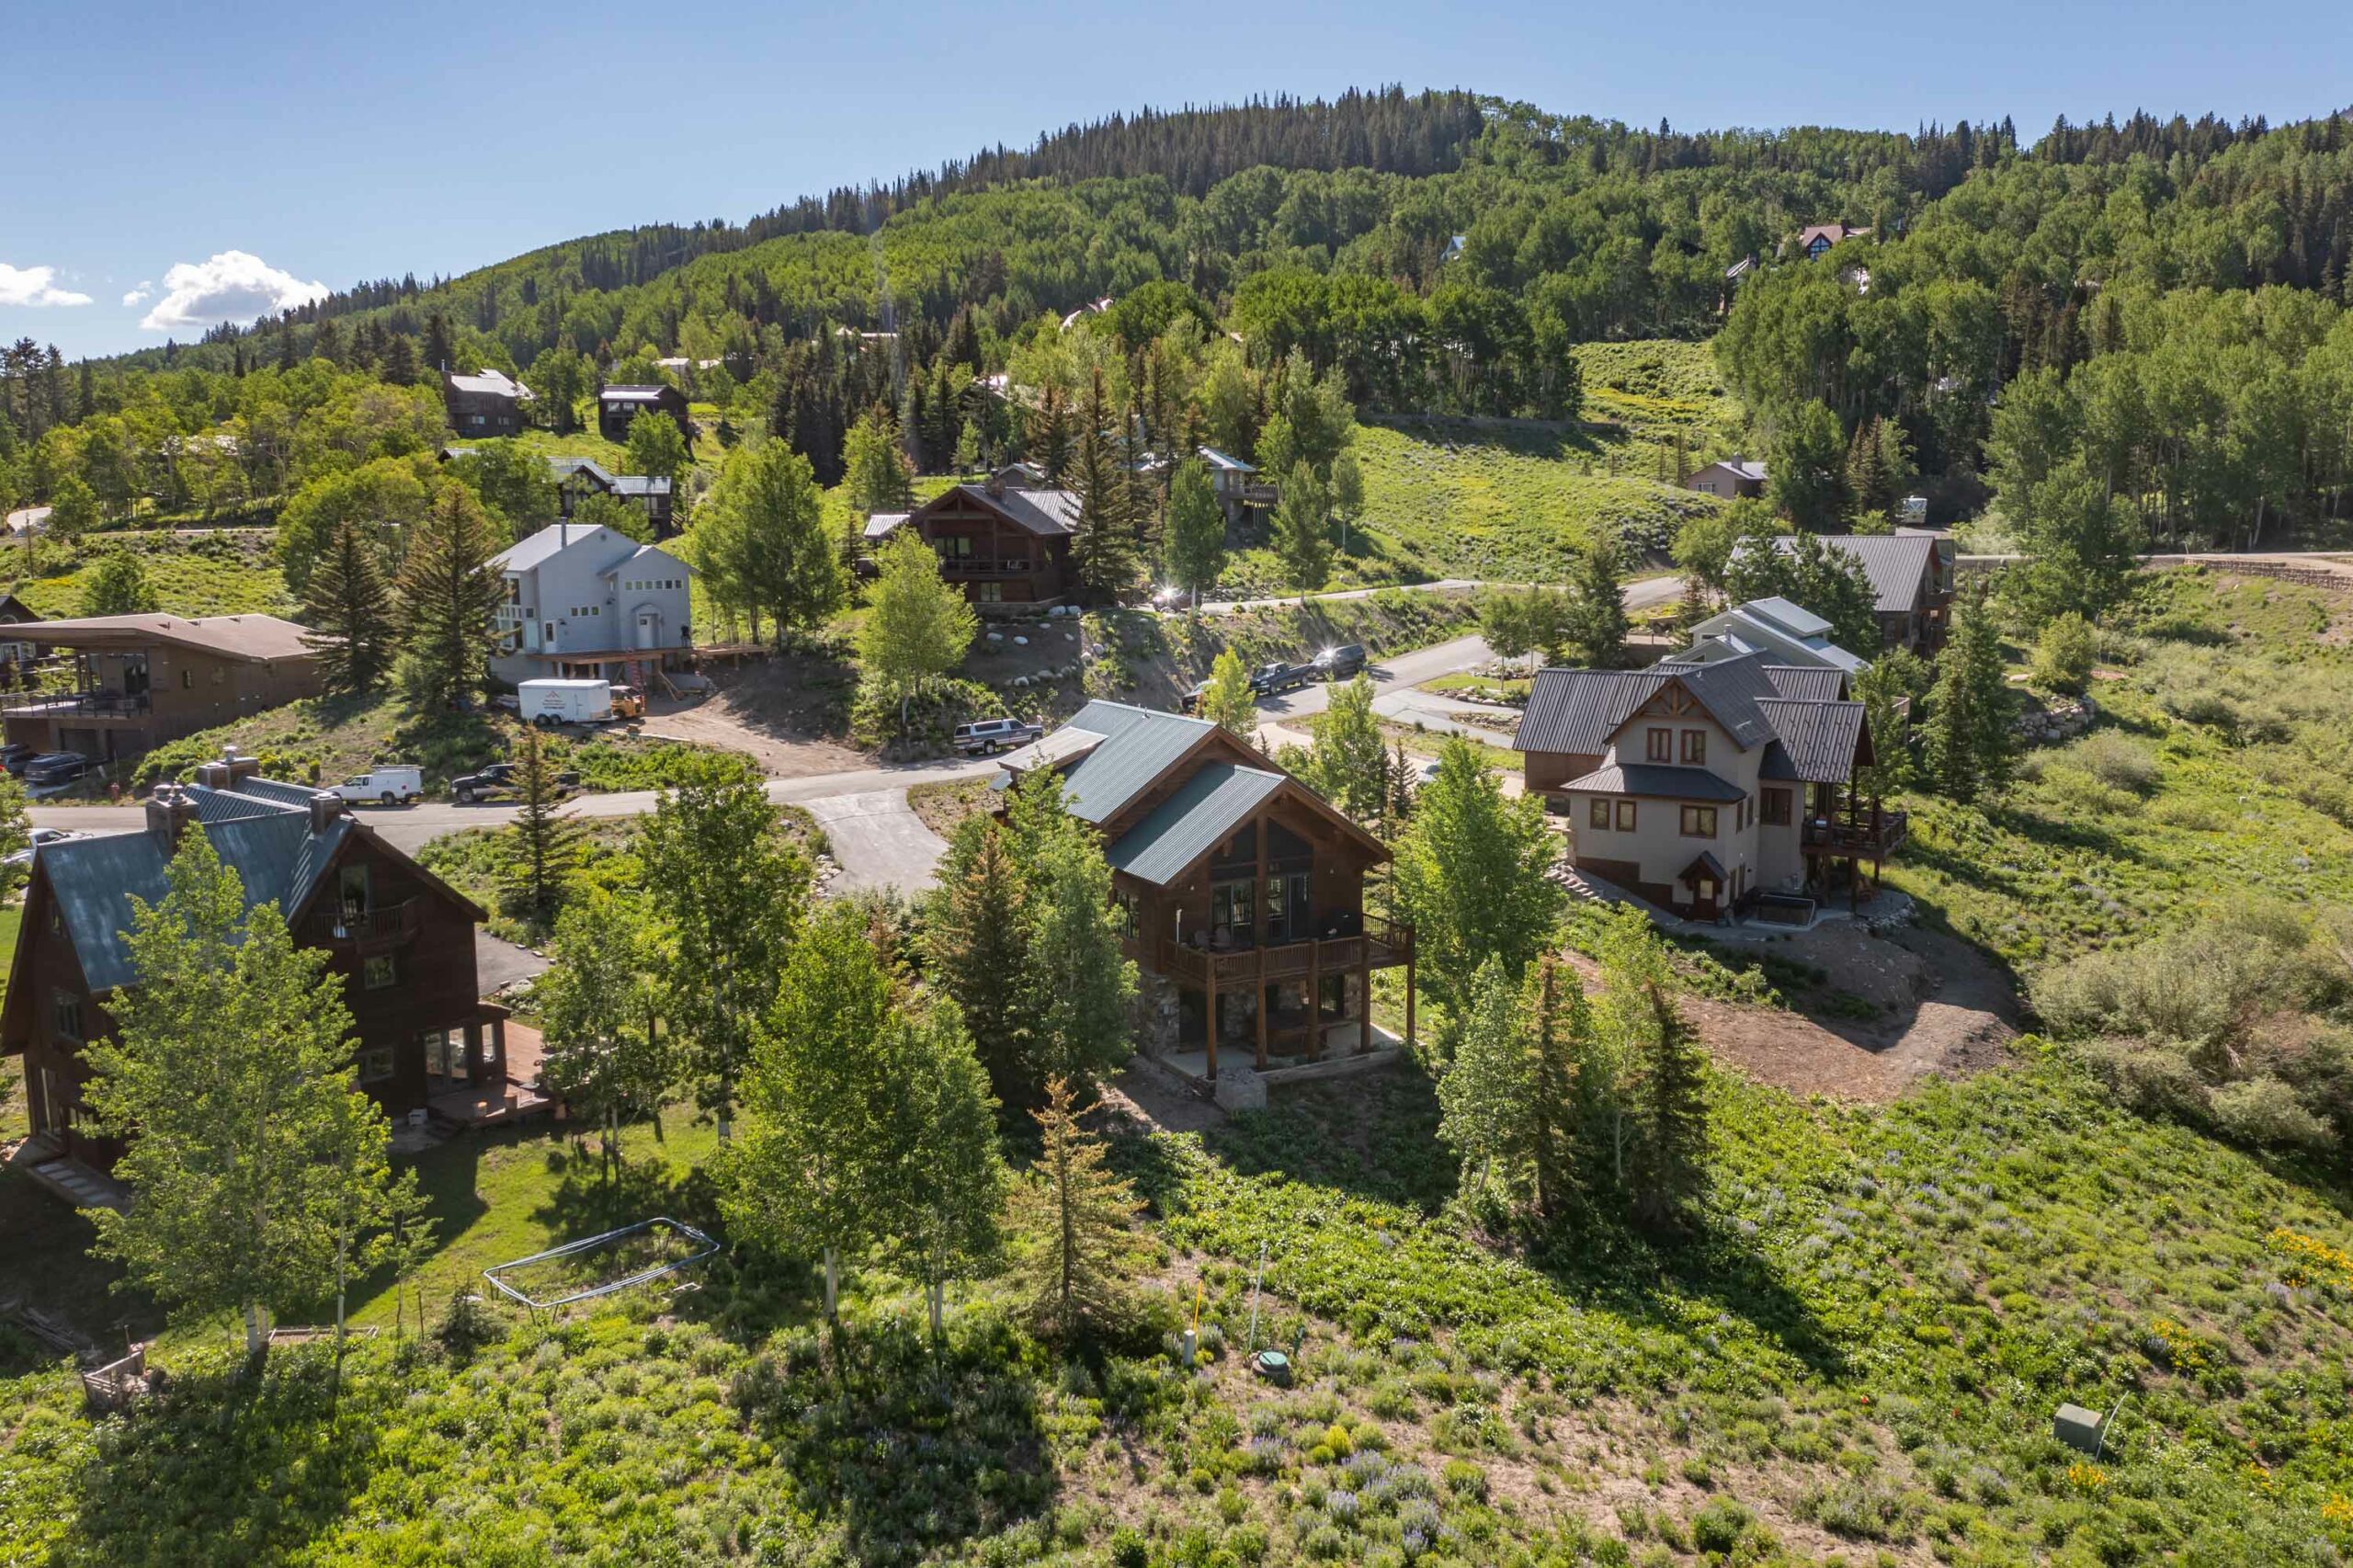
[6,0,2349,359]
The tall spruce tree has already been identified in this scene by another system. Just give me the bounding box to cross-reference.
[1925,585,2014,802]
[1597,911,1710,1230]
[1067,367,1140,603]
[1560,538,1630,667]
[500,727,581,927]
[301,518,396,694]
[1013,1076,1146,1346]
[394,483,502,710]
[923,814,1030,1089]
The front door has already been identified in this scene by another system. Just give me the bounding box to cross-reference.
[1691,877,1719,920]
[1265,869,1312,943]
[636,609,660,650]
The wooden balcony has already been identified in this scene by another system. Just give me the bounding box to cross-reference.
[1801,808,1909,858]
[304,898,423,951]
[1148,913,1413,990]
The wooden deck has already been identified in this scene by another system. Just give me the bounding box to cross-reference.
[428,1081,554,1129]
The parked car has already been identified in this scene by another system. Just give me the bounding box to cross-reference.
[1248,661,1313,697]
[1314,643,1368,679]
[449,760,581,803]
[1179,680,1211,713]
[1414,756,1445,787]
[3,826,87,868]
[953,717,1044,756]
[23,753,93,790]
[331,765,424,806]
[0,743,36,776]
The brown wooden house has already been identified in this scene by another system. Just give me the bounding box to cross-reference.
[597,382,693,443]
[864,471,1080,608]
[998,700,1414,1079]
[442,368,535,436]
[0,613,323,766]
[1,759,520,1177]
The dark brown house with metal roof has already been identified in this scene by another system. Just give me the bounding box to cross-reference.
[864,471,1082,608]
[1,613,323,766]
[442,368,535,437]
[597,382,693,443]
[1513,653,1901,917]
[996,700,1414,1082]
[2,759,528,1182]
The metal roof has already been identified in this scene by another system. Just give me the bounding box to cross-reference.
[1667,602,1868,676]
[1516,655,1783,757]
[494,522,642,575]
[1756,699,1868,782]
[978,485,1080,538]
[599,384,672,402]
[1770,533,1937,615]
[446,368,533,400]
[864,512,911,540]
[1001,726,1108,774]
[1197,447,1255,472]
[1053,700,1215,824]
[1555,763,1745,802]
[1763,665,1849,701]
[19,613,316,664]
[1105,763,1285,886]
[40,791,351,993]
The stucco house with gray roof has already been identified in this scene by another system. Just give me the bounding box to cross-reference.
[1514,652,1902,918]
[490,521,694,687]
[1668,597,1869,680]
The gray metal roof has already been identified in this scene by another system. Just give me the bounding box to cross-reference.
[1105,763,1285,886]
[1763,665,1849,701]
[41,791,351,993]
[1667,600,1868,676]
[1053,700,1215,824]
[1756,699,1868,783]
[864,512,911,540]
[1197,447,1255,472]
[1515,655,1782,756]
[1556,763,1745,802]
[981,485,1080,538]
[1743,597,1832,639]
[493,522,641,575]
[599,384,671,402]
[446,368,532,400]
[1771,533,1937,615]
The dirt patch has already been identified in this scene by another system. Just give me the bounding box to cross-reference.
[906,777,995,839]
[1678,923,2018,1102]
[1101,1064,1225,1136]
[640,653,867,778]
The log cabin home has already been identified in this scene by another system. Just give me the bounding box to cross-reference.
[2,756,528,1181]
[863,469,1080,609]
[1513,653,1903,919]
[996,700,1414,1080]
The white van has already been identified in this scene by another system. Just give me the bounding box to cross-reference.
[334,765,424,805]
[518,678,615,727]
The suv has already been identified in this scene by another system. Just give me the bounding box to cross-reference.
[953,717,1044,756]
[0,743,36,777]
[23,753,92,790]
[449,760,581,803]
[1248,661,1313,697]
[1313,643,1367,679]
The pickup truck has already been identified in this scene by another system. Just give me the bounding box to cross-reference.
[449,761,583,804]
[952,717,1045,756]
[1248,661,1314,697]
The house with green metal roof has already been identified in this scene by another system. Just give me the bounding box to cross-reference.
[3,755,521,1181]
[996,700,1413,1083]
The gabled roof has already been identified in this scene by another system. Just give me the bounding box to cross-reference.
[1770,534,1938,615]
[1691,457,1768,484]
[1555,763,1745,802]
[1668,598,1868,676]
[598,542,692,580]
[1515,656,1783,756]
[599,383,674,403]
[868,483,1083,541]
[1756,699,1869,783]
[446,368,533,401]
[20,613,315,664]
[1054,701,1218,824]
[1198,447,1255,473]
[494,522,641,575]
[1763,665,1850,701]
[1106,763,1286,886]
[864,512,912,540]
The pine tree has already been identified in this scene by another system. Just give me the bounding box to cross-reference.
[842,404,914,516]
[1560,539,1630,667]
[923,814,1030,1088]
[1019,829,1139,1085]
[1067,367,1140,604]
[1925,585,2013,802]
[1029,381,1074,483]
[394,484,502,710]
[301,518,396,694]
[1597,913,1709,1231]
[1165,454,1226,606]
[1270,462,1335,601]
[1013,1076,1146,1346]
[500,727,582,927]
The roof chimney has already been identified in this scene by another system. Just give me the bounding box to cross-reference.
[145,785,197,854]
[308,790,346,835]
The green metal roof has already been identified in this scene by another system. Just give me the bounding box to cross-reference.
[1056,700,1216,824]
[1105,763,1286,887]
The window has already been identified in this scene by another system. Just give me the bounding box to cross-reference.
[339,865,371,915]
[1681,805,1719,837]
[1681,729,1707,766]
[211,665,225,685]
[1645,727,1672,763]
[363,954,397,990]
[180,667,194,689]
[1762,788,1792,825]
[52,993,83,1042]
[1111,888,1139,937]
[1588,797,1610,830]
[1615,800,1637,832]
[976,582,1003,603]
[358,1045,395,1083]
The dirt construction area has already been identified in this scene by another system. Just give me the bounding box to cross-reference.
[1675,921,2019,1102]
[639,655,866,778]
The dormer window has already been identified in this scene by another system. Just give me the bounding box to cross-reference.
[1645,728,1672,763]
[1681,730,1707,766]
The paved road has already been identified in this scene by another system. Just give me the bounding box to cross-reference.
[29,577,1677,888]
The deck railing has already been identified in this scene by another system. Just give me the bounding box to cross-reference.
[0,689,151,718]
[305,899,423,949]
[1151,913,1412,989]
[1802,809,1909,856]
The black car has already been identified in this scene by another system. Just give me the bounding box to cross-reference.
[450,761,580,803]
[23,752,93,789]
[1314,643,1368,679]
[0,743,36,777]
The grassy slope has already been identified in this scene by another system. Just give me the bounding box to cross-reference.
[4,532,293,620]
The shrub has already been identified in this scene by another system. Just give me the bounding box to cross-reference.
[2066,731,2158,794]
[1440,1459,1487,1501]
[1689,1496,1754,1553]
[2210,1076,2332,1148]
[1109,1525,1149,1568]
[2033,612,2098,691]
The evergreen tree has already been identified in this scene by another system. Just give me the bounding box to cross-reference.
[842,404,914,516]
[1852,646,1929,798]
[1597,911,1709,1230]
[301,518,396,694]
[1019,829,1139,1085]
[858,533,978,727]
[423,312,456,377]
[1392,738,1564,1018]
[380,333,421,386]
[1012,1076,1146,1346]
[538,888,670,1187]
[1067,367,1140,603]
[1029,381,1074,483]
[639,756,811,1143]
[1198,645,1259,740]
[1924,585,2014,802]
[923,814,1030,1088]
[500,727,582,926]
[1164,454,1226,606]
[1559,538,1630,667]
[78,549,159,617]
[84,833,395,1358]
[890,999,1008,1337]
[1270,462,1335,601]
[394,483,502,710]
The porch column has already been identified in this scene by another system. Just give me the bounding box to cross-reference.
[1255,960,1269,1071]
[1307,937,1323,1064]
[1404,943,1415,1051]
[1358,947,1374,1056]
[463,1020,483,1083]
[489,1016,507,1081]
[1202,960,1218,1083]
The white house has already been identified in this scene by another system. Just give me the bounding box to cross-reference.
[1667,597,1869,679]
[489,522,694,687]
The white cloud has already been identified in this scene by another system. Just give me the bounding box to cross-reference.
[121,281,153,307]
[139,250,327,332]
[0,263,94,308]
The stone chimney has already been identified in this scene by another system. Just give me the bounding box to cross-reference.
[307,791,346,835]
[192,744,261,791]
[145,785,197,853]
[983,468,1007,499]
